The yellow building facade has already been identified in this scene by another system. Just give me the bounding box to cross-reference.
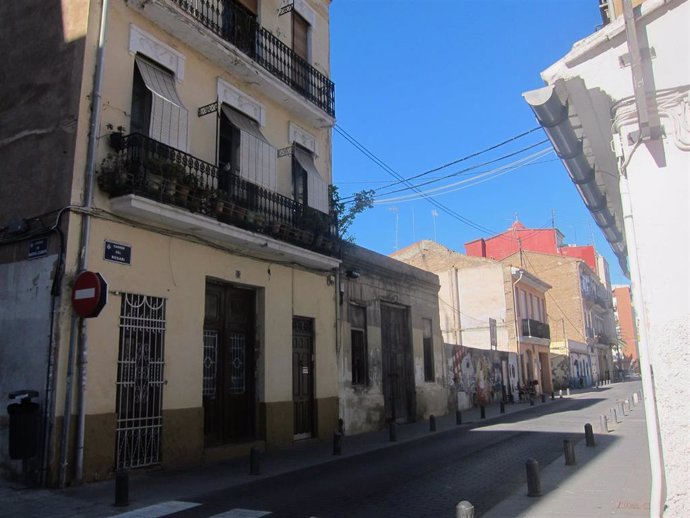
[0,0,340,485]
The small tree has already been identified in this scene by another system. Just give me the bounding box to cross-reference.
[329,185,374,242]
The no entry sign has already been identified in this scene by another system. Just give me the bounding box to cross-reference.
[72,271,108,318]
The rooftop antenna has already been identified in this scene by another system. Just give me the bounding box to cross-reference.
[431,209,438,241]
[389,207,399,250]
[551,208,556,229]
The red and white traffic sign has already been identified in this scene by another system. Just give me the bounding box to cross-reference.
[72,271,108,318]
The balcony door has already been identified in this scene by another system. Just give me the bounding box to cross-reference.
[203,281,256,446]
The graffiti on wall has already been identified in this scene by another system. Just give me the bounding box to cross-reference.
[551,354,570,390]
[446,344,507,407]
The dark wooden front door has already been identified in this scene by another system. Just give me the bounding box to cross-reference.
[381,304,413,423]
[293,317,314,439]
[203,282,255,446]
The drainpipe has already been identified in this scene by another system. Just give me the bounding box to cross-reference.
[452,268,462,346]
[620,171,665,517]
[334,268,342,424]
[512,270,524,388]
[58,0,110,487]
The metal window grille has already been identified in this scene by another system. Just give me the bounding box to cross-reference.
[203,330,218,398]
[229,333,246,394]
[116,293,166,470]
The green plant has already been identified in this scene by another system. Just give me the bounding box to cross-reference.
[162,162,185,180]
[180,173,199,187]
[143,157,165,176]
[97,153,129,192]
[329,185,374,242]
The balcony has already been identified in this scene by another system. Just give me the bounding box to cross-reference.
[594,291,611,308]
[596,332,616,345]
[98,134,337,259]
[131,0,335,125]
[521,319,551,340]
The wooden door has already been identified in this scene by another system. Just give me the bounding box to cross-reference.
[203,282,255,446]
[381,304,413,423]
[292,317,314,439]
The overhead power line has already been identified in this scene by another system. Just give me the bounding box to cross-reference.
[333,124,502,236]
[335,124,545,201]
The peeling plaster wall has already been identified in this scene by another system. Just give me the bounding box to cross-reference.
[339,244,448,434]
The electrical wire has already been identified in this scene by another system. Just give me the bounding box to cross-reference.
[335,124,544,199]
[375,148,554,204]
[373,140,550,198]
[333,125,511,236]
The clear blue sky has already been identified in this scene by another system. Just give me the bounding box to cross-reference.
[329,0,627,285]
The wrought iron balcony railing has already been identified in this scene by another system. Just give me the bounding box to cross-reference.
[596,332,616,345]
[98,133,337,255]
[172,0,335,117]
[521,318,551,340]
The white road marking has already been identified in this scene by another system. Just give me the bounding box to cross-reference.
[207,509,272,517]
[109,500,201,517]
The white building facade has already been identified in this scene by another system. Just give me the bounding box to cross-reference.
[523,0,690,514]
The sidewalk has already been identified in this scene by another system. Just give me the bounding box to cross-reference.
[0,382,645,517]
[483,380,650,517]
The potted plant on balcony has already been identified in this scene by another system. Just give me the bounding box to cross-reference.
[106,124,127,151]
[161,161,185,200]
[97,153,129,194]
[143,157,169,196]
[175,172,198,207]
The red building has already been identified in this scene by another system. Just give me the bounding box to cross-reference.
[465,221,598,273]
[612,286,640,374]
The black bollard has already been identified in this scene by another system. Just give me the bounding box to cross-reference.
[500,401,505,414]
[530,398,535,406]
[250,447,261,475]
[333,432,342,456]
[563,439,576,465]
[456,410,462,425]
[541,393,546,403]
[551,392,555,400]
[114,470,129,507]
[429,414,436,432]
[584,423,596,447]
[389,421,397,442]
[526,459,542,497]
[480,406,486,419]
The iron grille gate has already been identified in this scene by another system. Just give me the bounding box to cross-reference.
[116,293,166,470]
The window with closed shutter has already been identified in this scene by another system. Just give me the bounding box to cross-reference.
[131,56,188,152]
[237,0,257,15]
[220,105,276,191]
[292,146,329,214]
[292,11,309,61]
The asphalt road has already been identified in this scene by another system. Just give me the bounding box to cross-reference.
[170,396,609,518]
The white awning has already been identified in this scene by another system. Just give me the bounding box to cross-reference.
[221,105,276,190]
[294,146,329,214]
[135,56,188,151]
[221,105,269,145]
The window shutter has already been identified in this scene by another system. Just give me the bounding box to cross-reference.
[293,146,328,214]
[292,12,309,61]
[237,0,257,14]
[221,105,276,191]
[134,56,188,151]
